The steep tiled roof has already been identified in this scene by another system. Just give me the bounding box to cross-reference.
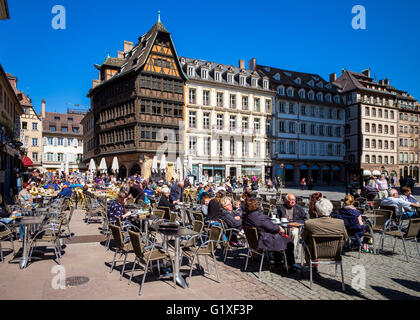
[88,21,186,97]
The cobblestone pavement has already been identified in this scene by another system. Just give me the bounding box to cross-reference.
[221,233,420,300]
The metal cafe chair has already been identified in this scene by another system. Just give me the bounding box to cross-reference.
[302,235,345,291]
[0,222,15,263]
[108,224,134,281]
[380,218,420,262]
[243,226,288,278]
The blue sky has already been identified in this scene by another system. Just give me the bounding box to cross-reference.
[1,0,419,114]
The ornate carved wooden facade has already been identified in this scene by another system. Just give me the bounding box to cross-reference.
[85,21,187,178]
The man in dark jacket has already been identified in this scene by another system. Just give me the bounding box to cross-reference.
[158,187,178,211]
[169,181,184,203]
[128,179,145,204]
[277,193,307,255]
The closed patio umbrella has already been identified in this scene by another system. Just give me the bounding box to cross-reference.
[160,154,166,171]
[60,162,65,172]
[152,156,158,172]
[88,158,96,172]
[99,158,107,173]
[65,161,69,175]
[363,170,372,176]
[111,156,119,173]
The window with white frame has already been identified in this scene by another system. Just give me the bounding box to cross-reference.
[310,105,316,116]
[254,98,260,112]
[300,123,306,134]
[310,124,316,135]
[187,66,194,77]
[230,94,236,108]
[203,112,210,129]
[254,118,260,132]
[252,78,258,87]
[215,71,221,81]
[188,136,197,155]
[203,90,210,106]
[242,137,248,156]
[189,88,196,104]
[263,79,269,89]
[299,89,305,99]
[217,92,223,107]
[240,75,246,86]
[287,87,294,97]
[255,141,260,157]
[230,137,235,155]
[279,140,285,153]
[242,116,248,129]
[218,138,223,155]
[189,111,196,128]
[279,102,285,113]
[308,91,314,100]
[319,107,324,118]
[277,86,284,95]
[230,115,236,129]
[265,99,271,113]
[216,114,223,129]
[288,103,295,114]
[279,121,285,132]
[288,141,296,154]
[317,92,323,101]
[204,137,211,154]
[301,104,306,115]
[201,69,208,79]
[227,73,233,83]
[242,96,248,110]
[288,122,295,133]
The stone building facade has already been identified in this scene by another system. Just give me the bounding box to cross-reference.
[180,57,273,183]
[257,64,346,186]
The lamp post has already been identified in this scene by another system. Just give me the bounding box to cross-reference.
[280,163,284,187]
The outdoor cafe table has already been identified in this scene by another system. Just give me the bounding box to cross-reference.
[148,224,197,288]
[9,215,45,269]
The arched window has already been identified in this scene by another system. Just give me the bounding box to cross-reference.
[365,139,370,148]
[365,155,370,163]
[372,155,376,164]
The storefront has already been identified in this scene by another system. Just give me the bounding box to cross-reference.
[311,165,319,183]
[202,165,225,183]
[322,165,331,185]
[241,166,262,180]
[284,164,294,183]
[299,164,308,180]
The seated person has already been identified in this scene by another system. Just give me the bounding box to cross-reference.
[197,184,211,202]
[332,195,368,251]
[381,188,420,219]
[201,195,212,216]
[170,181,184,203]
[400,186,419,204]
[158,187,178,211]
[206,190,225,222]
[144,184,154,197]
[308,192,323,219]
[44,181,59,190]
[58,184,73,198]
[301,198,348,272]
[82,185,94,198]
[19,183,33,206]
[220,197,242,230]
[361,180,378,201]
[127,179,145,204]
[242,197,295,270]
[107,191,131,223]
[277,193,307,255]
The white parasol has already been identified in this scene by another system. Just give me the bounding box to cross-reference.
[111,156,119,173]
[65,161,69,175]
[372,170,381,176]
[60,162,65,172]
[88,158,96,172]
[187,155,193,173]
[152,156,158,172]
[363,170,372,176]
[98,158,107,173]
[160,154,166,171]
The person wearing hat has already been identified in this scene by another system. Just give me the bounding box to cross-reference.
[18,182,33,206]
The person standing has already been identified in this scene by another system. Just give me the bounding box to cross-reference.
[301,177,306,191]
[307,177,313,190]
[376,174,389,199]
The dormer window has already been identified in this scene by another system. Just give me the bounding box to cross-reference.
[308,91,314,100]
[287,87,294,97]
[277,86,284,95]
[263,79,269,89]
[215,72,221,81]
[201,68,208,79]
[240,75,246,86]
[251,78,258,88]
[308,80,314,87]
[227,73,234,83]
[298,89,305,99]
[273,73,280,81]
[334,95,340,104]
[316,92,323,101]
[294,78,301,85]
[316,81,324,88]
[326,94,332,103]
[187,66,194,77]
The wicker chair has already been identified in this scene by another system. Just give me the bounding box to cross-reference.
[153,209,166,220]
[243,226,288,278]
[369,209,393,254]
[303,234,345,291]
[108,224,134,280]
[380,218,420,262]
[181,225,223,286]
[127,230,175,295]
[0,222,15,262]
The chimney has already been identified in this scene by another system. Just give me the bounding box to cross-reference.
[239,59,245,69]
[41,99,46,118]
[248,58,257,71]
[123,41,133,53]
[362,68,370,78]
[329,73,337,82]
[384,78,389,86]
[117,50,124,59]
[341,68,346,74]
